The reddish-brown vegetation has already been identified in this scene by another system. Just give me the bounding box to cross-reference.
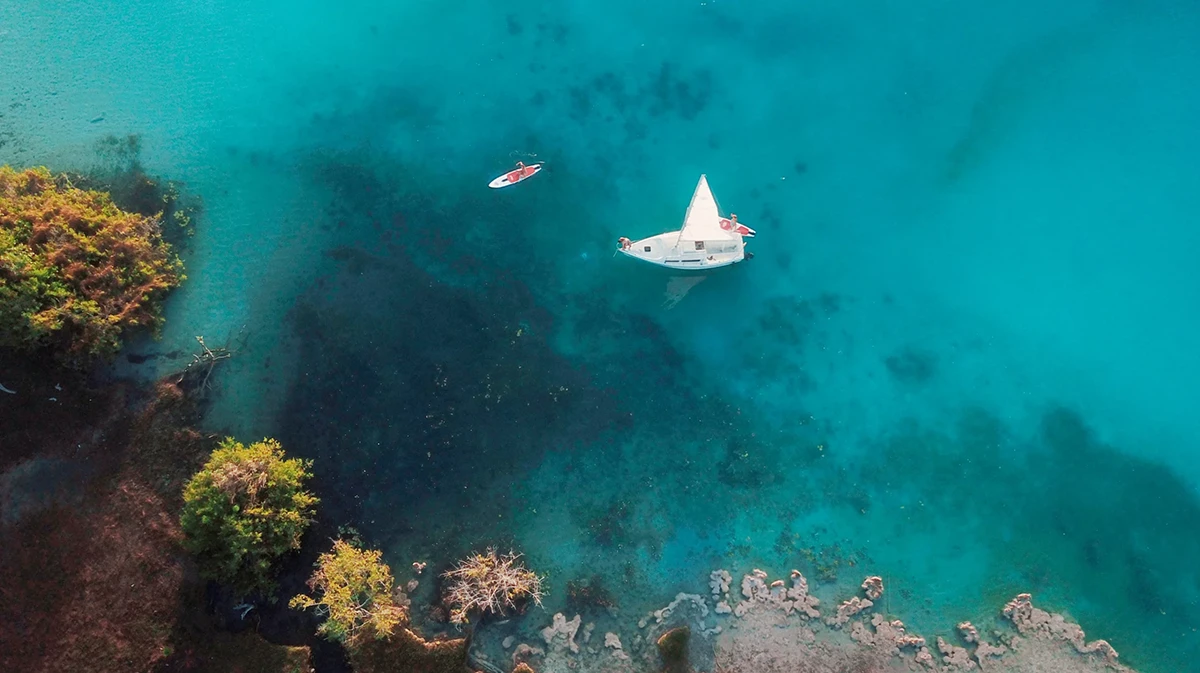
[0,354,457,673]
[0,375,217,673]
[0,165,183,364]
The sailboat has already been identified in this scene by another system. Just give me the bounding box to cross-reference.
[617,175,755,270]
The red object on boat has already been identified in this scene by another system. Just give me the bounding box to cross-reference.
[720,218,756,237]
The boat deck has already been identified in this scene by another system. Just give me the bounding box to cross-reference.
[619,231,745,270]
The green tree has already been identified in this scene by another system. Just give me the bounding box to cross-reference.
[0,165,183,364]
[291,539,404,646]
[181,438,317,597]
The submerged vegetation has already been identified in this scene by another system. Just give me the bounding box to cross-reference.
[0,165,183,364]
[80,134,203,247]
[181,438,317,597]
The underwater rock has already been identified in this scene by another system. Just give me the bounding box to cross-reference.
[711,575,1134,673]
[826,597,873,628]
[715,601,732,615]
[656,626,690,672]
[512,664,536,673]
[654,592,707,624]
[958,620,1008,663]
[861,576,884,601]
[511,643,544,668]
[604,632,629,660]
[849,620,874,645]
[709,569,731,597]
[393,588,411,611]
[938,636,975,669]
[849,614,925,654]
[732,569,819,620]
[502,636,515,649]
[974,639,1008,662]
[582,622,594,644]
[722,605,889,672]
[741,569,770,600]
[540,613,581,654]
[785,570,821,619]
[1002,593,1119,664]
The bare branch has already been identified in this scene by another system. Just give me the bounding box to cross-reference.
[442,548,544,625]
[177,326,245,393]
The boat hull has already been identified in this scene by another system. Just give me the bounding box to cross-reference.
[618,250,744,271]
[618,231,745,270]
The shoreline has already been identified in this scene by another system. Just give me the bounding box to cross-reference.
[488,570,1133,673]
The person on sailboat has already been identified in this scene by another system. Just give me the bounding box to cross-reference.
[617,237,633,250]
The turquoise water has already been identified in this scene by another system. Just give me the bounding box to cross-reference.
[4,0,1200,670]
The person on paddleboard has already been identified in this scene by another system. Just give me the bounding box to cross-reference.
[515,161,529,178]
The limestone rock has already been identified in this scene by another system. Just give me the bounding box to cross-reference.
[861,576,884,601]
[540,613,582,654]
[709,569,732,596]
[938,636,976,669]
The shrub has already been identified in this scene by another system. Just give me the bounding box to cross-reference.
[181,438,317,596]
[0,165,184,364]
[290,539,404,646]
[442,548,544,625]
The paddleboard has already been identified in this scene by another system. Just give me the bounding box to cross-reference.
[489,163,543,189]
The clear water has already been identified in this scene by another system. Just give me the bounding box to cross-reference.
[4,1,1199,670]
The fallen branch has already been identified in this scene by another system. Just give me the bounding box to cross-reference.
[177,327,245,392]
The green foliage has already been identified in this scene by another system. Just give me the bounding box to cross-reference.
[290,539,403,647]
[181,438,317,597]
[0,165,184,364]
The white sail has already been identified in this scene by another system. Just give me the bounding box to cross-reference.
[678,175,734,242]
[616,172,750,271]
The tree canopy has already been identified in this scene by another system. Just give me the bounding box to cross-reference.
[0,165,183,364]
[291,539,404,646]
[181,438,317,597]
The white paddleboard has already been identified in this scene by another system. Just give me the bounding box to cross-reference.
[489,163,543,189]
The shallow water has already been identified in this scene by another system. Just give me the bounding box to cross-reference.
[4,0,1200,670]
